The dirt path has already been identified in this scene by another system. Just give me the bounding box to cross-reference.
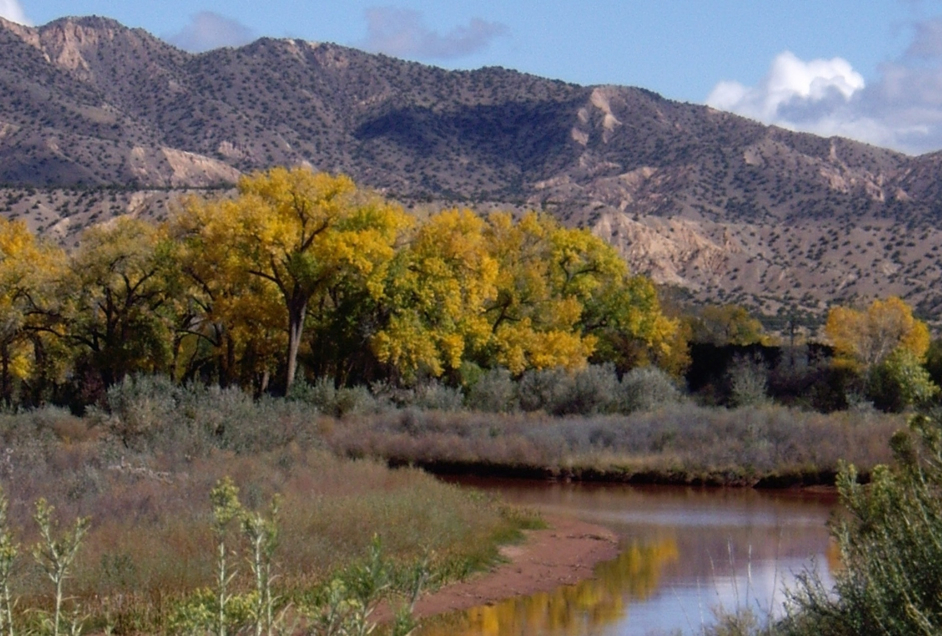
[410,514,620,620]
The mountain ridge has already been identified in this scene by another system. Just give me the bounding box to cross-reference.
[2,16,941,329]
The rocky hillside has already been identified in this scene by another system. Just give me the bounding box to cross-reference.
[2,16,942,329]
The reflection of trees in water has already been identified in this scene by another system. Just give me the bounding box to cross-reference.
[418,536,679,636]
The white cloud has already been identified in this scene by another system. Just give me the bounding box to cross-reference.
[166,12,255,53]
[706,24,942,156]
[0,0,30,25]
[361,6,508,60]
[707,51,865,124]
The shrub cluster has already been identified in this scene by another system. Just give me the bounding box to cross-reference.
[470,364,683,416]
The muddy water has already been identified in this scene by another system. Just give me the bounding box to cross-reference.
[422,479,838,636]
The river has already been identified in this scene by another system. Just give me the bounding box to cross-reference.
[421,478,839,636]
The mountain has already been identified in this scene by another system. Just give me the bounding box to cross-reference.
[2,16,942,329]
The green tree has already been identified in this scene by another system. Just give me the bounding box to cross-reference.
[867,348,939,412]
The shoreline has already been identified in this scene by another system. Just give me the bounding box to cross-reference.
[407,514,620,621]
[390,458,856,489]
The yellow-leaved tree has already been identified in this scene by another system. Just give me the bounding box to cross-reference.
[56,217,177,387]
[182,167,412,390]
[688,304,765,346]
[825,296,936,411]
[0,218,65,403]
[825,296,930,370]
[481,211,683,374]
[171,196,287,391]
[373,209,685,379]
[481,212,597,373]
[372,208,497,379]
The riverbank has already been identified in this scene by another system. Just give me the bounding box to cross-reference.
[408,514,620,620]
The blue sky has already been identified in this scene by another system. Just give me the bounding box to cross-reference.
[4,0,942,154]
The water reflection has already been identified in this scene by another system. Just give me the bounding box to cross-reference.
[420,537,679,636]
[423,479,837,636]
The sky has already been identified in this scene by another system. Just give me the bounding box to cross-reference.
[4,0,942,155]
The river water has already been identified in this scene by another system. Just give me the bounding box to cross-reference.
[420,479,839,636]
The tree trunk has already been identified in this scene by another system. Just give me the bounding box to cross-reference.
[285,296,308,391]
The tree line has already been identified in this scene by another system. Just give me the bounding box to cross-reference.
[0,167,686,409]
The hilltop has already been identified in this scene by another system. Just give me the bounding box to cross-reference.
[1,16,941,327]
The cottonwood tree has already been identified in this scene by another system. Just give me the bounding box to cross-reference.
[54,217,177,388]
[481,212,596,373]
[184,167,412,390]
[825,296,930,371]
[0,218,65,404]
[171,196,286,391]
[825,297,936,411]
[372,208,497,379]
[688,304,764,346]
[483,211,683,375]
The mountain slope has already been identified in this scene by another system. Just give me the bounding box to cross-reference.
[1,16,942,328]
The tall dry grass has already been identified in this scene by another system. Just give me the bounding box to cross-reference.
[0,403,528,634]
[325,404,901,485]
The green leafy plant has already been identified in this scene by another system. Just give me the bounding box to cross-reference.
[782,408,942,634]
[305,536,425,636]
[31,499,90,636]
[241,495,281,636]
[209,477,242,636]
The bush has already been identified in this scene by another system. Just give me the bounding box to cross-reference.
[410,380,465,412]
[288,377,383,417]
[102,375,182,449]
[465,367,518,413]
[781,408,942,635]
[517,368,573,414]
[560,364,620,416]
[618,366,683,413]
[727,354,770,408]
[516,365,619,416]
[866,348,940,413]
